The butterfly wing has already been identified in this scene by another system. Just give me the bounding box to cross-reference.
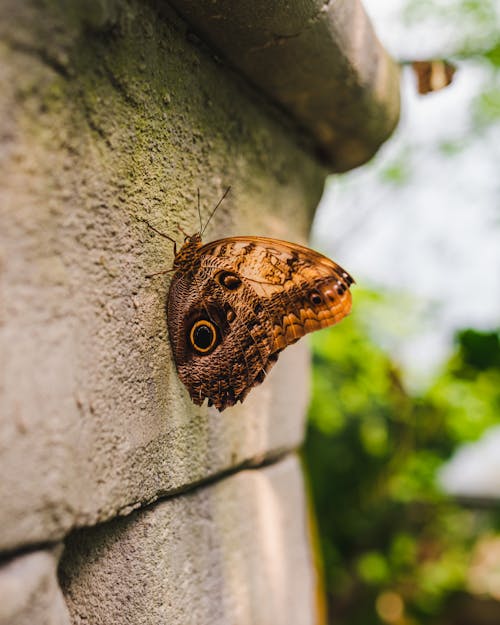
[167,236,354,411]
[411,60,456,95]
[200,237,354,350]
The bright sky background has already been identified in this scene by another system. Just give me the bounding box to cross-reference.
[313,0,500,386]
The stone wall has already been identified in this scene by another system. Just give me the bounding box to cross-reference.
[0,1,399,623]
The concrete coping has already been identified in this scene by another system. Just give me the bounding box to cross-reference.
[166,0,400,172]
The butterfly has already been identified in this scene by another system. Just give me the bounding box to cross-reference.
[409,60,457,95]
[148,191,354,411]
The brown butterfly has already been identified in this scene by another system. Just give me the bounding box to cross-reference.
[409,60,457,95]
[148,193,354,411]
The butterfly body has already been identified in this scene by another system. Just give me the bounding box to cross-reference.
[167,235,354,411]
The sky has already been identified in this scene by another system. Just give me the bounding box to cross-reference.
[312,0,500,386]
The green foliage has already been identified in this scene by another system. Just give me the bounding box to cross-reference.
[483,40,500,67]
[426,330,500,444]
[379,151,413,186]
[303,291,500,625]
[454,328,500,371]
[474,88,500,126]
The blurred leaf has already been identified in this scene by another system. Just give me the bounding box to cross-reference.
[379,160,411,185]
[438,138,467,155]
[455,329,500,371]
[483,40,500,66]
[474,88,500,125]
[357,552,390,585]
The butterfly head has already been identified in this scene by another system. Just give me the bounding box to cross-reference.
[172,232,203,270]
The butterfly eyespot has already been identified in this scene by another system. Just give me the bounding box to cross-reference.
[217,271,242,291]
[310,292,323,305]
[189,320,218,354]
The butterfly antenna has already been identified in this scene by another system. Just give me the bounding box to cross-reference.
[197,188,203,233]
[145,267,175,279]
[201,186,231,236]
[143,219,178,245]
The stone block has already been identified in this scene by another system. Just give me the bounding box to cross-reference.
[167,0,400,171]
[0,0,319,551]
[0,548,70,625]
[60,455,317,625]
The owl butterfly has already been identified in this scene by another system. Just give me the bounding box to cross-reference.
[154,191,354,411]
[409,60,457,95]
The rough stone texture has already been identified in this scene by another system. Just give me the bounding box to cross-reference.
[0,1,399,621]
[0,0,320,552]
[60,454,316,625]
[0,548,71,625]
[167,0,400,171]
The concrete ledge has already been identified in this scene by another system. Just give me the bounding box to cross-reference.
[167,0,400,171]
[60,455,316,625]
